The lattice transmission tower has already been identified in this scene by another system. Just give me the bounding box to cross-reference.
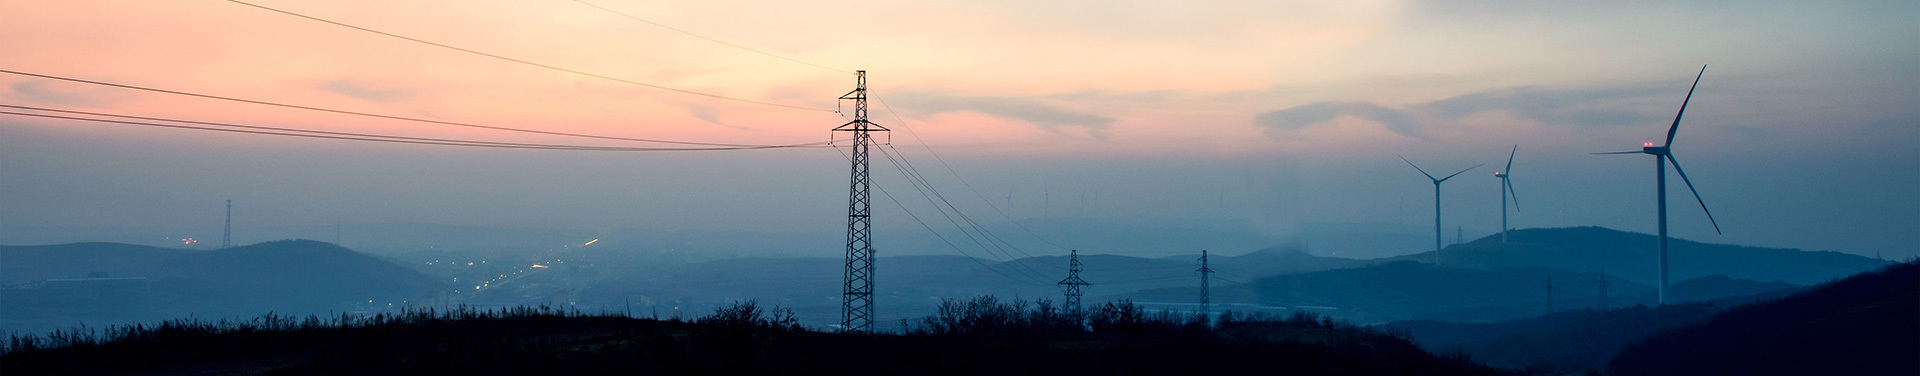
[1546,276,1555,312]
[1058,249,1091,319]
[1196,249,1214,315]
[834,70,887,332]
[1598,269,1610,310]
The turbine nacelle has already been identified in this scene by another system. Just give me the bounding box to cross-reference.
[1494,171,1508,178]
[1642,145,1670,155]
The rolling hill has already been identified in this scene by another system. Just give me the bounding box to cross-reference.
[1106,261,1653,323]
[1104,260,1809,324]
[0,240,446,334]
[1389,227,1888,285]
[580,246,1362,327]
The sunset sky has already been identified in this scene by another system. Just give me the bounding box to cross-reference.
[1,0,1914,257]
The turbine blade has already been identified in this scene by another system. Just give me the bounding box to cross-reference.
[1437,164,1484,182]
[1666,65,1707,147]
[1506,178,1520,212]
[1505,145,1517,173]
[1592,151,1643,155]
[1399,154,1437,180]
[1666,154,1722,234]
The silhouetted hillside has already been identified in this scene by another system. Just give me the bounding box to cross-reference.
[1390,227,1887,285]
[1665,274,1803,303]
[1388,304,1723,372]
[0,240,445,334]
[1610,261,1920,375]
[1,301,1501,375]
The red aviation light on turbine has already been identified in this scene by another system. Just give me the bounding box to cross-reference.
[1644,142,1656,147]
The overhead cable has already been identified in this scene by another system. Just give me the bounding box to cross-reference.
[877,147,1056,281]
[0,109,820,152]
[874,98,1074,253]
[833,146,1051,286]
[569,0,851,75]
[226,0,832,113]
[880,146,1062,276]
[0,69,820,148]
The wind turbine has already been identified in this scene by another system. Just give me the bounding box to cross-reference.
[1594,65,1722,305]
[1400,155,1483,266]
[1495,145,1521,243]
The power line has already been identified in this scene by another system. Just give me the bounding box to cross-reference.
[876,147,1054,282]
[0,104,821,150]
[0,110,814,152]
[1098,275,1190,284]
[869,102,1064,274]
[873,98,1074,252]
[883,144,1055,266]
[879,145,1062,277]
[590,0,1076,272]
[0,69,818,148]
[832,145,1048,286]
[878,146,1049,273]
[226,0,832,113]
[569,0,850,75]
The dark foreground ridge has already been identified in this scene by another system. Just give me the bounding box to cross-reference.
[1609,261,1920,375]
[3,298,1499,375]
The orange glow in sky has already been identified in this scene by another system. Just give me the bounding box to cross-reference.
[11,0,1891,159]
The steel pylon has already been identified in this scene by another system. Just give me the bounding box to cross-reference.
[834,71,887,332]
[1058,250,1090,320]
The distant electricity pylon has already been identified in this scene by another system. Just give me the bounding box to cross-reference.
[1057,249,1090,320]
[1196,250,1214,315]
[1546,276,1555,312]
[1598,269,1610,310]
[222,200,233,249]
[834,70,887,332]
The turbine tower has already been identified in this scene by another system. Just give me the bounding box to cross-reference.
[1594,65,1722,305]
[221,200,232,249]
[1400,156,1482,266]
[834,70,888,331]
[1495,146,1521,243]
[1057,250,1090,320]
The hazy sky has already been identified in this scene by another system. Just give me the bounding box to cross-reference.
[1,0,1914,257]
